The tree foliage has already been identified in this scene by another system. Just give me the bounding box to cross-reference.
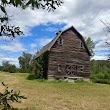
[90,60,110,84]
[0,0,63,39]
[0,65,3,71]
[0,82,27,110]
[33,55,44,78]
[31,53,48,79]
[85,37,95,56]
[18,52,45,78]
[91,60,110,75]
[2,61,10,72]
[8,65,16,73]
[18,52,32,73]
[20,52,48,79]
[2,61,16,73]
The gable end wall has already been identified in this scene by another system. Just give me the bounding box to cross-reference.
[48,29,90,79]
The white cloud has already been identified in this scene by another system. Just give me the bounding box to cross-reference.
[0,40,26,52]
[94,41,109,51]
[5,0,110,38]
[28,38,53,55]
[36,38,53,47]
[1,57,18,63]
[92,56,108,60]
[30,43,37,49]
[0,57,19,67]
[0,53,5,57]
[42,27,58,32]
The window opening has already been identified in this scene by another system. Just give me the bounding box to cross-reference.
[80,66,83,71]
[58,38,63,45]
[81,42,83,48]
[58,65,61,72]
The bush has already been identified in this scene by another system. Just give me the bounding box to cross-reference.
[91,72,110,84]
[0,66,3,71]
[104,73,110,79]
[34,70,43,79]
[27,74,35,80]
[92,79,110,84]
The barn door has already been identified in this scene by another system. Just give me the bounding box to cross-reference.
[65,64,77,76]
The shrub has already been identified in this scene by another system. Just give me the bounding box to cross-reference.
[27,74,35,80]
[91,73,110,84]
[104,73,110,79]
[34,70,43,79]
[92,79,110,84]
[8,65,16,73]
[0,66,3,71]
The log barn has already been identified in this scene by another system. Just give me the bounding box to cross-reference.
[35,26,91,80]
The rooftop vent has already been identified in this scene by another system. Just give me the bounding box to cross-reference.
[56,30,62,36]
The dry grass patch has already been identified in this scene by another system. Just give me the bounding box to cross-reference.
[0,71,110,110]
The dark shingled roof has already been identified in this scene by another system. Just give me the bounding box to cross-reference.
[35,26,91,58]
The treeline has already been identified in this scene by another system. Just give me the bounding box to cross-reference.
[0,61,16,73]
[90,60,110,84]
[0,52,42,78]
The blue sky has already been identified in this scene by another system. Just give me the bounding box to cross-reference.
[0,0,110,66]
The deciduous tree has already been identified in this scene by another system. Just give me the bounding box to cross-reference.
[100,20,110,60]
[85,37,95,56]
[0,0,63,39]
[2,61,10,72]
[18,52,32,73]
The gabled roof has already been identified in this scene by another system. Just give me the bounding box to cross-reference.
[35,26,91,58]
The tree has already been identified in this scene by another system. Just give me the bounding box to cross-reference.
[0,65,3,71]
[85,37,95,56]
[2,61,10,72]
[18,52,32,73]
[100,20,110,60]
[30,53,48,79]
[8,64,16,73]
[33,55,43,78]
[0,0,63,39]
[2,61,17,73]
[90,59,110,84]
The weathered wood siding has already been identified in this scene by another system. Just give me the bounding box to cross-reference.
[48,29,90,79]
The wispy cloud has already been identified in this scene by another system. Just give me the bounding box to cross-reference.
[0,40,26,52]
[35,38,53,47]
[30,43,37,49]
[0,57,19,66]
[94,41,109,51]
[92,56,108,60]
[42,27,58,32]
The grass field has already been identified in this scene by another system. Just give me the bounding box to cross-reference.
[0,71,110,110]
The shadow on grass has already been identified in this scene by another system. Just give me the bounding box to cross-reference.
[26,74,45,82]
[26,75,90,85]
[26,74,66,83]
[26,74,36,80]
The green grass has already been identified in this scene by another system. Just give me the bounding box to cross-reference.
[0,71,110,110]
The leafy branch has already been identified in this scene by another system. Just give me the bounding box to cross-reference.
[0,0,63,39]
[0,82,27,110]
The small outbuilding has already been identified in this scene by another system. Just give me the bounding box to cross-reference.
[35,26,91,79]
